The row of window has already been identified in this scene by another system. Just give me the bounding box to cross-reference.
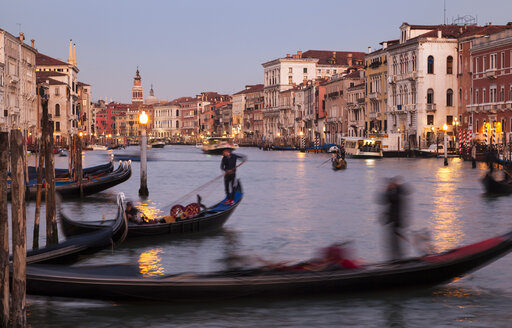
[474,51,511,73]
[473,85,512,104]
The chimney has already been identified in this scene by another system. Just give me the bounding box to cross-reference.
[297,50,302,58]
[31,39,35,48]
[368,46,372,53]
[286,54,290,58]
[19,32,25,42]
[68,39,73,65]
[73,43,77,66]
[382,41,388,49]
[437,30,442,38]
[347,53,353,66]
[332,51,336,57]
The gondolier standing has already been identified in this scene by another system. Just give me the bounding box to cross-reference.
[221,149,246,205]
[380,177,409,261]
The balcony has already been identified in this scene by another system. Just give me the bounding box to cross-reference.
[357,98,365,104]
[403,71,417,81]
[369,92,380,100]
[426,104,436,112]
[485,69,497,79]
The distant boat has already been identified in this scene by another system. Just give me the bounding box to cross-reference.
[91,145,108,151]
[202,137,238,154]
[58,149,68,157]
[151,141,165,148]
[342,138,383,158]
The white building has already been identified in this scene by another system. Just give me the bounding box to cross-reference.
[0,30,37,135]
[386,23,459,148]
[153,101,180,138]
[261,50,365,142]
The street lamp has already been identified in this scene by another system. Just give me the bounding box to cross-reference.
[139,110,149,197]
[443,123,448,166]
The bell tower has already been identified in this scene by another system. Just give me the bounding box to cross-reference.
[132,67,143,104]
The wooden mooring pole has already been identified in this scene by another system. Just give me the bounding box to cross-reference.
[10,130,27,327]
[0,132,9,328]
[33,139,44,250]
[42,98,58,245]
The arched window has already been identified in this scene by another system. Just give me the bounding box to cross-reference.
[447,56,453,74]
[400,55,404,74]
[412,54,417,71]
[55,104,60,117]
[427,56,434,74]
[446,89,453,106]
[427,89,434,104]
[403,86,408,105]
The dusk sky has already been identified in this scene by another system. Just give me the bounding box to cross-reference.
[2,0,511,103]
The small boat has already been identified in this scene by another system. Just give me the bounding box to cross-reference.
[482,173,512,194]
[305,143,341,153]
[24,230,512,301]
[91,145,108,151]
[12,161,131,200]
[332,158,347,170]
[28,161,114,179]
[60,181,243,239]
[151,139,166,148]
[58,149,68,157]
[270,145,298,151]
[342,138,383,158]
[202,137,239,155]
[18,194,127,265]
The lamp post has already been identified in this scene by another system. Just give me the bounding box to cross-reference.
[443,123,448,166]
[139,110,149,197]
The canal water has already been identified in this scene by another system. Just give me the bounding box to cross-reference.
[22,146,512,327]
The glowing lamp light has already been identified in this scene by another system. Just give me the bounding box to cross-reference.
[299,131,304,136]
[79,131,83,137]
[139,111,149,125]
[443,124,448,131]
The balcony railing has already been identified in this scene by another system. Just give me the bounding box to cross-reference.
[370,92,380,99]
[426,104,436,112]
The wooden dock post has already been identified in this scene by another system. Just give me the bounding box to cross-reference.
[0,132,9,328]
[42,96,58,245]
[10,130,27,328]
[33,140,44,250]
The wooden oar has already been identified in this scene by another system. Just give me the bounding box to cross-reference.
[317,158,332,168]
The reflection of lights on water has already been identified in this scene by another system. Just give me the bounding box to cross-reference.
[432,285,475,299]
[136,201,164,220]
[431,166,464,251]
[296,152,306,160]
[139,248,165,277]
[365,159,375,166]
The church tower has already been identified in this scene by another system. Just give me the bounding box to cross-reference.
[131,68,143,104]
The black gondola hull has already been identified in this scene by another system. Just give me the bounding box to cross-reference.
[482,173,512,194]
[25,232,512,301]
[60,184,243,239]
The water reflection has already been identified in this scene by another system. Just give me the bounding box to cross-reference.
[138,248,164,277]
[431,166,464,251]
[384,302,405,328]
[136,200,164,220]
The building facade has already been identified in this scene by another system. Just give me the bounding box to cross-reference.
[468,28,512,144]
[0,30,37,137]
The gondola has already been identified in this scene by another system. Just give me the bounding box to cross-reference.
[18,161,131,200]
[27,161,114,179]
[25,230,512,302]
[482,173,512,194]
[20,194,128,265]
[60,181,243,239]
[331,158,347,170]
